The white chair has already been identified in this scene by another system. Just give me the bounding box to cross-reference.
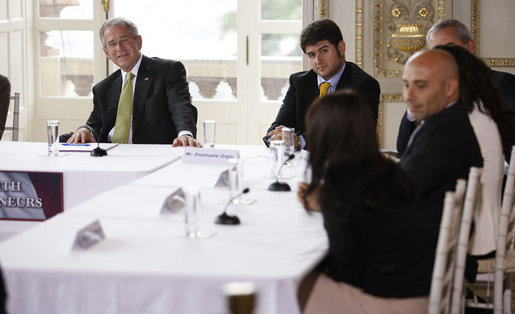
[4,92,20,141]
[449,167,483,314]
[428,179,467,314]
[468,146,515,314]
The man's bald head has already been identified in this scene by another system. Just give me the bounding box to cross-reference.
[407,49,459,82]
[402,50,460,122]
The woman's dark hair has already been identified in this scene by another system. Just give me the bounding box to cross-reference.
[435,45,514,157]
[303,90,414,212]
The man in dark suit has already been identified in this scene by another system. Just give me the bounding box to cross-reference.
[399,49,483,251]
[68,17,199,146]
[397,18,515,155]
[263,19,380,148]
[0,74,10,139]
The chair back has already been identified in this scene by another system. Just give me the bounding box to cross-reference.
[428,179,467,314]
[4,92,20,141]
[451,167,483,314]
[493,146,515,313]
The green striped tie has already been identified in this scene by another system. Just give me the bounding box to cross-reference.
[112,72,134,144]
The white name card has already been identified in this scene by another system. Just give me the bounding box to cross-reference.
[214,169,230,187]
[160,188,185,214]
[72,220,105,250]
[183,147,240,164]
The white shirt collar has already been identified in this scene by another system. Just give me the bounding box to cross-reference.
[317,62,346,88]
[120,54,143,82]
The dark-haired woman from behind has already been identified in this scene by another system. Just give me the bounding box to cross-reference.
[435,44,514,258]
[297,90,432,314]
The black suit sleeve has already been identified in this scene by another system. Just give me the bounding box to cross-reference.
[396,111,417,155]
[0,75,11,139]
[165,61,198,138]
[263,74,299,146]
[491,70,515,112]
[87,82,109,142]
[358,77,380,125]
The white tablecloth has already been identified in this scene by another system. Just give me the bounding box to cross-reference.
[0,144,328,314]
[0,142,181,239]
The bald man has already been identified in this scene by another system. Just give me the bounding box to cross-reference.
[398,50,483,283]
[398,19,515,154]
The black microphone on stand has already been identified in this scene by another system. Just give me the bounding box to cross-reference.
[267,154,294,192]
[215,188,250,225]
[90,131,107,157]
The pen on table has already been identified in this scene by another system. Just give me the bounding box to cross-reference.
[61,143,91,146]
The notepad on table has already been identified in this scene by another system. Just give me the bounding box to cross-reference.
[59,143,118,152]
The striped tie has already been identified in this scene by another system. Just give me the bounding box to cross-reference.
[112,72,134,144]
[319,82,331,98]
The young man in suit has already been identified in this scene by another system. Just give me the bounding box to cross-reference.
[263,18,380,148]
[399,50,483,263]
[397,19,515,154]
[68,17,199,146]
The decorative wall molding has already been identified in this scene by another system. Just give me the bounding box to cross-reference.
[315,0,329,19]
[481,58,515,67]
[355,0,364,68]
[470,0,480,54]
[381,93,404,102]
[373,0,447,79]
[377,100,383,147]
[470,0,515,67]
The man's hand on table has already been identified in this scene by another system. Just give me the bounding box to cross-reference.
[67,127,96,144]
[172,135,201,147]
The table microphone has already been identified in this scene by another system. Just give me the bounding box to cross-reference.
[90,132,107,157]
[267,154,294,192]
[215,188,250,225]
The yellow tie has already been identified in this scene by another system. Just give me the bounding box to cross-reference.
[319,82,331,98]
[112,72,134,144]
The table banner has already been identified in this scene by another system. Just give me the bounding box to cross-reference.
[0,171,63,221]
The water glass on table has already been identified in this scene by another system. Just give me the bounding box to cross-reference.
[46,120,60,156]
[203,120,216,148]
[184,187,202,238]
[228,158,253,205]
[269,140,285,179]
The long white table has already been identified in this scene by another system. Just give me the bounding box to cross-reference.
[0,142,181,239]
[0,144,328,314]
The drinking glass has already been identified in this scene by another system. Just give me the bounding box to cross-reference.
[46,120,60,156]
[228,158,242,200]
[203,120,216,148]
[184,187,202,238]
[223,282,256,314]
[227,158,254,205]
[269,140,285,179]
[281,127,295,164]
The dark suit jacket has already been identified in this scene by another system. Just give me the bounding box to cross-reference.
[399,101,483,248]
[491,69,515,113]
[0,74,11,139]
[263,61,380,145]
[86,55,197,144]
[397,68,515,155]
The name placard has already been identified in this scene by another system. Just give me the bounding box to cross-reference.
[214,169,230,187]
[72,220,105,250]
[0,171,63,221]
[183,147,240,164]
[160,188,185,214]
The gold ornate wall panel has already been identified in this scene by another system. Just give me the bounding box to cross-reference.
[355,0,364,68]
[373,0,447,79]
[470,0,515,67]
[315,0,329,19]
